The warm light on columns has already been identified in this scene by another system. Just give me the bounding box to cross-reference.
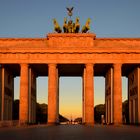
[85,63,94,125]
[48,64,59,124]
[19,64,29,124]
[113,63,122,124]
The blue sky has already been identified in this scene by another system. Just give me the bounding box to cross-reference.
[1,0,140,118]
[0,0,140,37]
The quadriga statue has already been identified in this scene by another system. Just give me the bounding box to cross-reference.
[81,18,91,33]
[63,17,68,33]
[74,17,80,33]
[53,19,62,33]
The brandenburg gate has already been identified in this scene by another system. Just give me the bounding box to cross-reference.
[0,33,140,126]
[0,8,140,126]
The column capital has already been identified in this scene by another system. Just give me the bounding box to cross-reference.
[113,63,122,68]
[48,63,57,67]
[48,63,58,69]
[20,63,29,67]
[85,63,94,67]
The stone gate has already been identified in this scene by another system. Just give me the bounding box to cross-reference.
[0,33,140,126]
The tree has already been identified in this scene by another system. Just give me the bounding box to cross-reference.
[36,103,47,124]
[74,117,82,124]
[13,100,68,124]
[59,115,69,122]
[13,99,19,120]
[94,104,105,124]
[122,100,129,124]
[94,101,129,124]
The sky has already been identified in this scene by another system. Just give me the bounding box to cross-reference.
[1,0,140,119]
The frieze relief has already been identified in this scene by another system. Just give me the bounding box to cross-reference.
[0,53,133,62]
[1,51,140,64]
[95,39,140,48]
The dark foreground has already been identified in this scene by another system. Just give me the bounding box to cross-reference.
[0,124,140,140]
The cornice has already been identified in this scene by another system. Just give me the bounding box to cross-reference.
[0,38,45,41]
[0,49,140,54]
[96,38,140,41]
[0,37,140,44]
[47,33,96,38]
[0,37,140,41]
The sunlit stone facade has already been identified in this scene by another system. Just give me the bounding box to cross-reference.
[0,33,140,126]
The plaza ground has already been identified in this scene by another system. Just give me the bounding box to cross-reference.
[0,124,140,140]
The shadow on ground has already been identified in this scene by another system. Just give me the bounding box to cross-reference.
[0,124,140,140]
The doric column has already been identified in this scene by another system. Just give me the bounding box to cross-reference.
[1,65,4,121]
[56,67,59,123]
[0,65,14,121]
[82,67,86,123]
[19,64,29,124]
[28,67,36,124]
[113,63,122,124]
[138,68,140,124]
[105,67,113,124]
[85,63,94,125]
[128,67,140,124]
[48,64,59,124]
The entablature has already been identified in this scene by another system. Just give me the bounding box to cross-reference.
[0,33,140,54]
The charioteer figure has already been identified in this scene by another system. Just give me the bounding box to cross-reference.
[53,7,91,33]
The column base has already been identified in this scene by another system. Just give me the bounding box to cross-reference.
[0,120,18,127]
[83,122,94,126]
[47,122,60,126]
[19,120,29,126]
[113,122,122,126]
